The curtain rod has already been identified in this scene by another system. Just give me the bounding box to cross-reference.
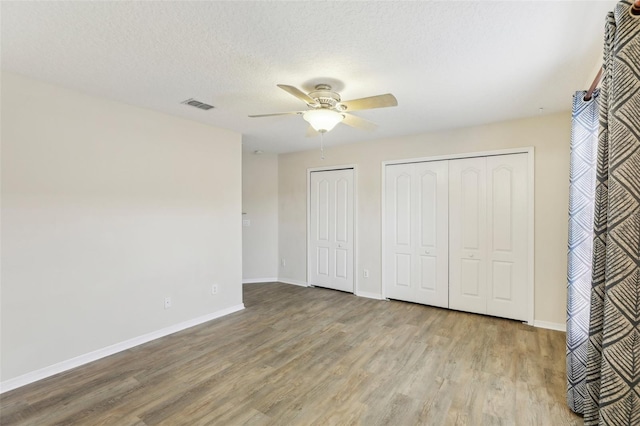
[584,66,603,101]
[583,2,639,101]
[584,1,640,101]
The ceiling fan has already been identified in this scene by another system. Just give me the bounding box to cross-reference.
[249,84,398,135]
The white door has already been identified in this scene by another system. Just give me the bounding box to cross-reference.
[309,169,354,293]
[485,154,528,320]
[449,154,528,321]
[385,161,449,307]
[449,157,488,315]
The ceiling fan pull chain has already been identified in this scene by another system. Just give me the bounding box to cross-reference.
[320,132,325,160]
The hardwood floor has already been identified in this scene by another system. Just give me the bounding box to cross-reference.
[1,282,580,425]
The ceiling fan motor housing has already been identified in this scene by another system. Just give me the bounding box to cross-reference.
[309,84,341,109]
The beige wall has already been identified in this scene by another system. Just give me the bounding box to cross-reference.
[242,151,278,280]
[279,112,571,325]
[1,72,243,381]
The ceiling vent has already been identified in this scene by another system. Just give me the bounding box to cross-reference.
[181,98,214,110]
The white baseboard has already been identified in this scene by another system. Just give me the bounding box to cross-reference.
[277,278,308,287]
[533,320,566,332]
[242,277,278,284]
[356,291,385,300]
[0,303,245,394]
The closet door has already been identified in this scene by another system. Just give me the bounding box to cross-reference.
[385,161,448,307]
[385,164,414,301]
[449,154,529,321]
[486,154,528,320]
[414,161,449,307]
[449,157,488,315]
[309,169,354,293]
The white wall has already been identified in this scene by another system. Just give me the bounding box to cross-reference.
[242,150,278,281]
[1,72,243,382]
[279,112,571,326]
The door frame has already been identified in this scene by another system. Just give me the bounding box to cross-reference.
[381,147,535,326]
[307,164,358,294]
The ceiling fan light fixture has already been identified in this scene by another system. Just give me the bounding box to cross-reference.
[303,109,344,133]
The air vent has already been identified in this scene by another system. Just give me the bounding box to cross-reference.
[181,98,215,110]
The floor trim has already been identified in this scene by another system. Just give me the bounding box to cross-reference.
[277,278,308,287]
[242,277,278,284]
[0,303,245,394]
[533,320,566,332]
[355,291,385,300]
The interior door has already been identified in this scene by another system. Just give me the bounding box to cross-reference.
[385,161,449,307]
[309,169,354,293]
[449,157,487,315]
[384,164,413,301]
[486,154,528,320]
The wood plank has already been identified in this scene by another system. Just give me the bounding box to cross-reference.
[0,282,580,425]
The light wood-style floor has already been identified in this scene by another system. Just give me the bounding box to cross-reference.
[1,282,580,425]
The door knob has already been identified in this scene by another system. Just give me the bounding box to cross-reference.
[425,250,430,254]
[338,244,343,248]
[469,254,474,258]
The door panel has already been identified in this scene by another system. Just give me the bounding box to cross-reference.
[461,167,482,251]
[395,173,412,246]
[486,154,528,320]
[419,255,437,291]
[414,161,449,307]
[335,248,348,279]
[317,180,330,241]
[491,167,513,252]
[461,259,481,296]
[317,247,329,276]
[385,167,415,301]
[335,178,349,242]
[449,157,487,315]
[492,261,513,300]
[385,161,448,307]
[395,254,412,287]
[309,169,354,292]
[419,171,438,248]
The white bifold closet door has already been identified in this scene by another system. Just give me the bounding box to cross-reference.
[449,154,528,320]
[384,161,449,308]
[384,153,529,322]
[309,169,354,293]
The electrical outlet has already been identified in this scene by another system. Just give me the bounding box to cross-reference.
[363,269,370,278]
[164,297,172,309]
[281,258,286,267]
[212,285,218,295]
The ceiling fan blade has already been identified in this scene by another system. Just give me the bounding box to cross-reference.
[248,111,301,118]
[277,84,319,107]
[342,113,378,131]
[306,126,320,138]
[340,93,397,112]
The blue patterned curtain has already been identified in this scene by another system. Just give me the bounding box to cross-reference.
[566,90,599,414]
[584,2,640,424]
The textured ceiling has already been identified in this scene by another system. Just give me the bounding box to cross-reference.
[1,1,616,153]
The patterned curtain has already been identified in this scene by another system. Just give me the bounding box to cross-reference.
[566,90,599,414]
[585,2,640,425]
